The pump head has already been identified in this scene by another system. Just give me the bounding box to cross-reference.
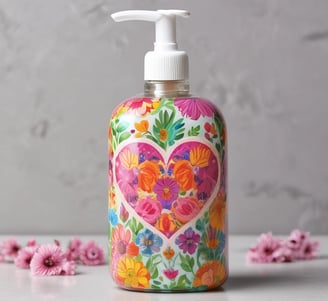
[111,9,190,81]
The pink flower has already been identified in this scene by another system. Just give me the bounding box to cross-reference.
[172,197,201,224]
[286,229,309,253]
[298,240,320,260]
[135,197,162,225]
[61,260,76,275]
[246,232,283,263]
[80,241,105,266]
[0,254,4,263]
[30,244,66,276]
[14,246,38,269]
[27,239,37,247]
[0,238,21,260]
[65,237,82,261]
[163,268,179,280]
[174,98,216,120]
[286,230,319,260]
[119,204,129,223]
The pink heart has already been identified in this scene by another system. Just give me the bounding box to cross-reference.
[115,141,219,238]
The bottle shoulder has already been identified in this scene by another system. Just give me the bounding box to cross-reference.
[110,95,226,125]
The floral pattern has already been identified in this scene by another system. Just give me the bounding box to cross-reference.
[109,97,227,291]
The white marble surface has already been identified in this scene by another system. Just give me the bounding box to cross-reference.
[1,1,328,235]
[0,235,327,301]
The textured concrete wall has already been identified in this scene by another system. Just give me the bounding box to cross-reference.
[0,0,328,234]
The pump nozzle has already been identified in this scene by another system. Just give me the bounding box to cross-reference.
[111,9,190,81]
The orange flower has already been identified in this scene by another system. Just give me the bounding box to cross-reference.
[156,213,178,238]
[117,256,150,288]
[163,247,175,260]
[135,120,149,132]
[173,160,195,191]
[127,242,139,257]
[193,260,226,289]
[190,146,211,168]
[120,149,138,170]
[138,161,160,192]
[210,123,217,135]
[209,189,226,230]
[159,129,168,141]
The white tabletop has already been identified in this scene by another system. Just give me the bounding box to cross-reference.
[0,235,327,301]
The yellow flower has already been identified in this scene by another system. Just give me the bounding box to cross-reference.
[190,146,211,168]
[120,149,138,170]
[117,256,150,289]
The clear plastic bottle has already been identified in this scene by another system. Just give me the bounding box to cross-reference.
[108,10,228,292]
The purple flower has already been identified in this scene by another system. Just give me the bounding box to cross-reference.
[154,177,179,209]
[175,228,200,254]
[175,98,216,120]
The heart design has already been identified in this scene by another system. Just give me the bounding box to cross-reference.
[114,141,219,238]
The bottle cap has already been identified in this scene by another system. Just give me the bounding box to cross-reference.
[111,9,190,81]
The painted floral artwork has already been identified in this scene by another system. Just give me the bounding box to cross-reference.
[108,97,227,291]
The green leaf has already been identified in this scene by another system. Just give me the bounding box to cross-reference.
[188,125,201,136]
[177,274,191,288]
[116,121,129,133]
[181,263,192,272]
[118,132,131,143]
[151,284,161,289]
[179,254,194,272]
[153,280,162,286]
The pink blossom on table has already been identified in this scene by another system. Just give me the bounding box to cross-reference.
[65,237,82,261]
[30,244,66,276]
[247,230,320,263]
[286,229,320,260]
[298,239,320,260]
[246,232,283,263]
[286,229,309,254]
[0,238,21,260]
[271,241,294,263]
[14,246,38,269]
[0,254,4,263]
[79,241,105,266]
[61,260,76,276]
[27,239,37,247]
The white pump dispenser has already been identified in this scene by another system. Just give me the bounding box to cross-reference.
[111,10,190,81]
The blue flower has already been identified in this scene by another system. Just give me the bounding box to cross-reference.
[109,208,118,226]
[135,229,163,256]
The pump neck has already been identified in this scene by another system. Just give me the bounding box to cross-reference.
[144,80,190,98]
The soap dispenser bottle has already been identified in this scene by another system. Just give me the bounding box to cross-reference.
[108,10,227,292]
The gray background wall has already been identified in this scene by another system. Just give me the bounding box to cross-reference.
[1,0,328,235]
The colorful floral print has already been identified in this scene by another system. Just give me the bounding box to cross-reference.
[115,141,218,237]
[109,97,227,291]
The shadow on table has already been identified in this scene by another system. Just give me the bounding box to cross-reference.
[224,274,300,290]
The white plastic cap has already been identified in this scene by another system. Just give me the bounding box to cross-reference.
[111,9,190,81]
